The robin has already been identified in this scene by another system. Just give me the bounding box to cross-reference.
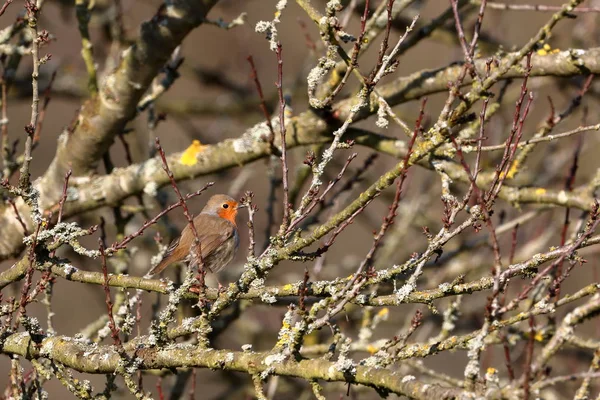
[149,194,243,276]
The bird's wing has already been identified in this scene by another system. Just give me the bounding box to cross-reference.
[148,214,234,275]
[195,214,235,257]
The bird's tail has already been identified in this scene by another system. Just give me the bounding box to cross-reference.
[147,254,172,276]
[147,237,180,276]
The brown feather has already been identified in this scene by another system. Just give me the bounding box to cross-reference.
[149,212,237,275]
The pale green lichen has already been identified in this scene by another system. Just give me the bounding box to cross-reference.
[255,0,287,51]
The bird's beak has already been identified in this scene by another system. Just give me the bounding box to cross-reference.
[237,204,247,209]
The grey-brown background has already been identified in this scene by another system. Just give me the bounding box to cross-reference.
[1,0,599,398]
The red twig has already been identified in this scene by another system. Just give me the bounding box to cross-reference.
[275,43,290,234]
[450,0,474,66]
[56,169,72,225]
[322,0,370,104]
[556,74,594,123]
[155,138,206,288]
[33,70,56,147]
[108,182,213,253]
[485,54,534,205]
[472,98,489,185]
[353,0,370,64]
[359,98,424,269]
[485,2,600,13]
[330,153,378,203]
[498,225,520,381]
[0,0,13,18]
[156,377,164,400]
[366,0,395,85]
[317,98,424,270]
[298,268,310,313]
[311,199,374,257]
[117,133,133,165]
[286,153,358,234]
[14,221,42,330]
[468,0,488,59]
[240,191,256,257]
[246,55,276,148]
[522,315,536,399]
[188,367,196,400]
[501,204,600,314]
[98,223,122,348]
[509,224,519,265]
[549,211,600,297]
[554,135,583,300]
[296,18,317,52]
[47,168,72,258]
[7,198,28,235]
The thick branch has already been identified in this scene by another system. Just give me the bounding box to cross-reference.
[1,47,600,259]
[0,0,220,258]
[1,332,469,399]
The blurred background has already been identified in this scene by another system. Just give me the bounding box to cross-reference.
[1,0,600,398]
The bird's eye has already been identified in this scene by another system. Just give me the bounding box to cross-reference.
[222,203,229,209]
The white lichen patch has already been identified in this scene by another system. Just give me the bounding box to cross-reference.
[307,56,337,109]
[255,0,287,51]
[181,317,196,330]
[325,0,342,12]
[39,337,55,357]
[264,353,285,367]
[438,283,452,292]
[376,98,389,129]
[143,181,158,197]
[395,281,416,303]
[232,117,277,153]
[250,278,265,289]
[330,356,356,376]
[354,294,367,305]
[63,263,78,275]
[147,334,158,347]
[260,292,277,304]
[360,355,380,369]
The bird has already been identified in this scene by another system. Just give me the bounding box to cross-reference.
[148,194,243,276]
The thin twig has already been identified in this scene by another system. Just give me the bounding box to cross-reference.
[98,234,122,348]
[18,0,42,191]
[241,191,256,257]
[247,55,276,148]
[0,0,13,17]
[275,43,290,235]
[481,1,600,12]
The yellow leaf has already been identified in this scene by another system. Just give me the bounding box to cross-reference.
[367,345,378,354]
[180,140,207,166]
[537,43,559,56]
[376,308,389,318]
